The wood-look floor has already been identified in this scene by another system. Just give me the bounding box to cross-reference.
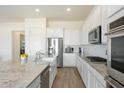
[52,67,85,88]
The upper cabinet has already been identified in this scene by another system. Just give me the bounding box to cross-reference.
[107,5,124,18]
[101,6,108,44]
[64,28,80,45]
[80,6,103,44]
[46,28,63,38]
[80,6,115,44]
[25,18,47,55]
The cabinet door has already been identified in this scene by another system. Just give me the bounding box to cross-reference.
[78,59,82,76]
[95,79,105,88]
[81,61,84,79]
[87,70,95,88]
[76,56,81,74]
[63,53,76,67]
[47,28,63,38]
[76,56,78,68]
[25,18,46,55]
[83,64,88,87]
[64,28,79,45]
[29,27,45,55]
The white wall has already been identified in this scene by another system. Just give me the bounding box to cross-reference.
[48,21,83,29]
[0,22,24,61]
[81,44,107,59]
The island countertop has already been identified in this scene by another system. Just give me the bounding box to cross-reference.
[0,60,49,88]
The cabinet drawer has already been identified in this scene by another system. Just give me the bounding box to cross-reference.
[27,75,41,88]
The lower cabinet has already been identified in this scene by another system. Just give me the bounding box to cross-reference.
[76,54,106,88]
[95,78,105,88]
[87,64,95,88]
[82,61,88,87]
[87,70,95,88]
[76,55,88,87]
[63,53,76,67]
[49,58,57,88]
[76,58,82,75]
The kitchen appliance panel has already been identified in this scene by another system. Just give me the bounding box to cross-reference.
[107,16,124,87]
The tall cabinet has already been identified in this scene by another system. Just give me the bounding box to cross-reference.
[25,18,47,56]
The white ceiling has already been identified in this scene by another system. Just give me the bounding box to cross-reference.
[0,5,94,22]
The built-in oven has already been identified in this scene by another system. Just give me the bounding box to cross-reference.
[106,16,124,87]
[88,26,101,44]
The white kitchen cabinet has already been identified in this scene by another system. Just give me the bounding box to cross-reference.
[107,5,124,18]
[101,6,108,44]
[25,18,47,56]
[87,65,95,88]
[64,28,80,45]
[87,64,106,88]
[47,28,63,38]
[82,62,88,87]
[63,53,76,67]
[49,57,57,88]
[29,27,46,55]
[87,70,95,88]
[95,78,105,88]
[75,54,106,88]
[75,55,88,87]
[76,56,82,76]
[80,6,102,45]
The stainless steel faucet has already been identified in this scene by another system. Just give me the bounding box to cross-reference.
[35,51,45,61]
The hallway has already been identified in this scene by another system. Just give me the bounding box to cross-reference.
[52,67,85,88]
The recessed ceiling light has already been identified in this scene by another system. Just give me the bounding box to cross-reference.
[35,8,40,12]
[66,8,71,12]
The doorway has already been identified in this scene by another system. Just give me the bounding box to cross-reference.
[12,31,25,61]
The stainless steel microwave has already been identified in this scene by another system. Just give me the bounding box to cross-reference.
[88,26,101,44]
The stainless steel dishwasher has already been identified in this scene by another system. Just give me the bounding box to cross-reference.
[40,66,49,88]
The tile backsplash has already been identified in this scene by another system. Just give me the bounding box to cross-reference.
[81,44,107,59]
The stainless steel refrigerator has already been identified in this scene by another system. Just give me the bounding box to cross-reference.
[47,38,63,67]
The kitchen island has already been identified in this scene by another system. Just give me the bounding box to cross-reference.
[0,60,49,88]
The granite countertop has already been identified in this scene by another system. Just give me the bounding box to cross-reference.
[76,53,107,77]
[88,62,107,77]
[0,60,49,88]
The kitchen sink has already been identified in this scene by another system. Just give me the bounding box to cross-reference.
[33,56,57,63]
[42,57,55,62]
